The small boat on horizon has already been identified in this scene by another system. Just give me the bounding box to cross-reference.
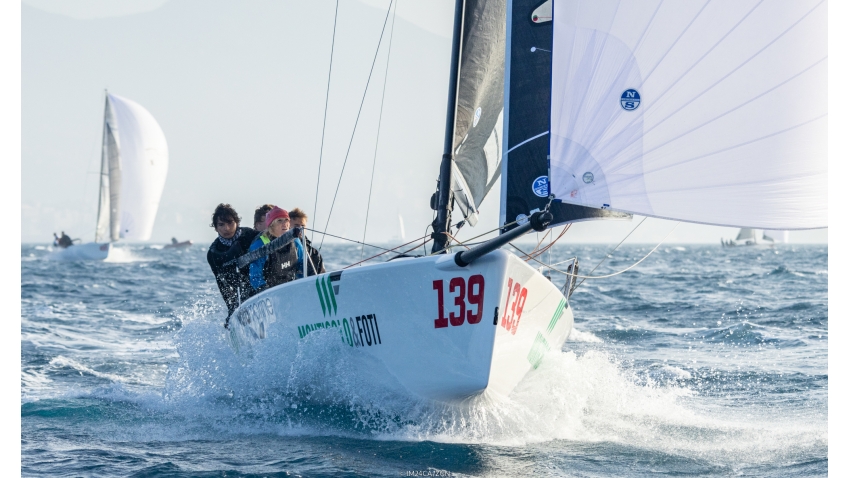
[164,238,193,249]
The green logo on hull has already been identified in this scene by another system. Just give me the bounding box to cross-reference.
[315,274,338,316]
[527,332,551,370]
[546,298,567,334]
[526,298,567,369]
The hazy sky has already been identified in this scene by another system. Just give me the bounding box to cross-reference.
[20,0,828,245]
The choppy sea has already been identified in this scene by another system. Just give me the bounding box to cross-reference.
[21,242,827,477]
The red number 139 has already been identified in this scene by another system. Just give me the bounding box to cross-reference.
[433,275,485,328]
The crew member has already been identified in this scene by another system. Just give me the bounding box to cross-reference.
[253,204,275,232]
[206,203,259,327]
[289,208,325,275]
[57,231,73,248]
[248,207,305,292]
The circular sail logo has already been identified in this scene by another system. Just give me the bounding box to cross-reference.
[532,176,549,197]
[582,172,594,184]
[620,89,641,110]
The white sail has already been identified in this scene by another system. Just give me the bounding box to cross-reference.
[94,97,116,243]
[102,93,169,241]
[548,0,826,230]
[762,229,791,243]
[735,228,756,242]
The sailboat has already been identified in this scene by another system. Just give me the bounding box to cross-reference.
[51,93,169,260]
[227,0,826,402]
[723,228,775,247]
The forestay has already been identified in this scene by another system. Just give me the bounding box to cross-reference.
[95,93,169,242]
[549,0,827,229]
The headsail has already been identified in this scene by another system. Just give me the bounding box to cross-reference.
[548,0,827,230]
[501,0,629,230]
[94,93,169,242]
[450,0,507,227]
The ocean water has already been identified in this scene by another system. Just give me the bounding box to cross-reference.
[21,242,827,477]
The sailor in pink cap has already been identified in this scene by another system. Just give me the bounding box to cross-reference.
[264,206,290,232]
[247,207,305,292]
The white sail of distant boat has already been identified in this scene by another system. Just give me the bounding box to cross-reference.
[51,92,168,260]
[723,228,774,247]
[766,229,791,244]
[226,0,826,402]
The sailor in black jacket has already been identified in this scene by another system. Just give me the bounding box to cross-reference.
[206,204,259,326]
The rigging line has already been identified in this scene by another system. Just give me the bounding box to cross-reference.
[427,219,519,256]
[526,224,570,261]
[443,232,471,250]
[574,216,647,289]
[319,1,395,250]
[343,233,434,269]
[529,228,552,257]
[515,221,680,280]
[360,0,398,261]
[311,0,340,245]
[304,227,402,253]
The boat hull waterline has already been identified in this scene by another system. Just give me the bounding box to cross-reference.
[227,249,573,402]
[47,242,111,261]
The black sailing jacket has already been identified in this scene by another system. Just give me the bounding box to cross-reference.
[206,227,259,316]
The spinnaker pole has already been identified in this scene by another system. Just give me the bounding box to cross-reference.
[431,0,465,254]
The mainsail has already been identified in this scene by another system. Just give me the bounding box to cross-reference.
[94,93,169,242]
[547,0,827,229]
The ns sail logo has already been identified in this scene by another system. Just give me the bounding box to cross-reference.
[620,89,641,111]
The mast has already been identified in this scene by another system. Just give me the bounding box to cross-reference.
[431,0,465,254]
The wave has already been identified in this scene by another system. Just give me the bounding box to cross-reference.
[80,315,816,467]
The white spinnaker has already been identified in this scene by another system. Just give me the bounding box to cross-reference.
[106,94,169,241]
[549,0,827,229]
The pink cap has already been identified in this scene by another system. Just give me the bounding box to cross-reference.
[264,207,289,228]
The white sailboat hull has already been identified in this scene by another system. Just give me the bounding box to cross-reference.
[47,242,111,261]
[228,249,573,402]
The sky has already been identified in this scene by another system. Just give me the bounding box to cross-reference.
[20,0,828,245]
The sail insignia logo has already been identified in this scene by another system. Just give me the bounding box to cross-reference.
[315,271,342,316]
[532,176,549,197]
[473,107,482,128]
[621,89,641,110]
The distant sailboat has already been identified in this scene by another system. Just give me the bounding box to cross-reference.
[51,92,169,260]
[723,228,775,247]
